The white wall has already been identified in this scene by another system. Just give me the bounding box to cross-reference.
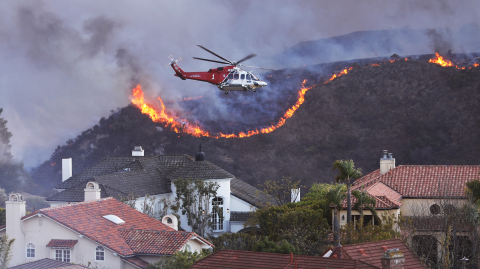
[230,195,253,212]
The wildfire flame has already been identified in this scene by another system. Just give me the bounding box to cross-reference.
[474,63,479,67]
[429,52,453,67]
[324,67,353,83]
[51,162,56,166]
[132,80,317,138]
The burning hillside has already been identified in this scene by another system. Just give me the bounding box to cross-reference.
[131,52,477,139]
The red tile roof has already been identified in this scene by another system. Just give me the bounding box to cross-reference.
[338,239,426,268]
[122,257,150,269]
[46,239,78,248]
[353,165,480,198]
[120,229,213,255]
[191,250,379,269]
[24,197,211,256]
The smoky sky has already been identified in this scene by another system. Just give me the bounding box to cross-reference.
[0,0,479,167]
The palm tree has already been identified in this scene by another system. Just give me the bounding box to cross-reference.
[326,184,347,247]
[332,160,362,225]
[352,190,379,225]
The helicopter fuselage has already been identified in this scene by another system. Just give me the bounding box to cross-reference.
[171,61,267,93]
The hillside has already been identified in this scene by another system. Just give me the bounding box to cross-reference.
[30,57,480,195]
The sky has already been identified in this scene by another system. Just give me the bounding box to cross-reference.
[0,0,479,167]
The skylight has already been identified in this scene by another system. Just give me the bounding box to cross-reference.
[102,215,125,225]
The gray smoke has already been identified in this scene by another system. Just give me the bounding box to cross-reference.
[0,0,479,167]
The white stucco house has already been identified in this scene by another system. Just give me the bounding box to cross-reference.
[46,147,273,235]
[1,188,212,268]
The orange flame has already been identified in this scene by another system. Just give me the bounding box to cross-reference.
[429,52,454,67]
[182,96,203,101]
[474,63,479,67]
[324,67,353,84]
[390,59,396,63]
[371,63,380,66]
[405,58,408,61]
[51,162,56,166]
[132,81,315,138]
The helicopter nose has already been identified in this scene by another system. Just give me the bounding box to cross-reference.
[257,81,267,87]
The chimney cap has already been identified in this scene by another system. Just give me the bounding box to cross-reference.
[195,144,205,161]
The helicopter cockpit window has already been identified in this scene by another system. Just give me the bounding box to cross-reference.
[246,74,252,80]
[250,74,259,81]
[228,73,234,79]
[240,74,245,80]
[234,74,239,80]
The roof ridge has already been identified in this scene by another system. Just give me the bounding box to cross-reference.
[40,197,114,211]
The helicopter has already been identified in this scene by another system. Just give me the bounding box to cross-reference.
[167,45,273,94]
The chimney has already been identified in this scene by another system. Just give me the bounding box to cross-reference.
[62,158,72,182]
[6,193,26,265]
[291,188,300,203]
[162,215,178,231]
[381,248,404,269]
[132,146,144,157]
[380,150,395,175]
[84,182,101,202]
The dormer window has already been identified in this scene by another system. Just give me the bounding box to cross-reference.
[102,215,125,225]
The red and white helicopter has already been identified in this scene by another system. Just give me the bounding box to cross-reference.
[168,45,273,94]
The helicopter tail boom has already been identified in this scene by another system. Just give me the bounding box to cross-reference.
[171,61,187,80]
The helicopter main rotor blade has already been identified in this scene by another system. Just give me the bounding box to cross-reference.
[193,57,231,65]
[197,45,232,64]
[239,64,276,71]
[236,53,257,64]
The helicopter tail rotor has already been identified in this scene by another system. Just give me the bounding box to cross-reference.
[165,55,183,68]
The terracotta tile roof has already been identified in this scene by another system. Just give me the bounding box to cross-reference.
[191,250,379,269]
[46,239,78,248]
[338,239,426,268]
[122,257,150,269]
[353,165,480,198]
[7,258,89,269]
[32,197,211,256]
[119,229,213,255]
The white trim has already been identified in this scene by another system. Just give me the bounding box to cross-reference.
[26,242,35,258]
[95,245,105,262]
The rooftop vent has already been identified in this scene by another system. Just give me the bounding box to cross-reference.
[195,145,205,161]
[102,215,125,225]
[132,146,144,157]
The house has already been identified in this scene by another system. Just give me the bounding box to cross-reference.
[190,249,410,268]
[336,150,480,265]
[322,239,425,268]
[7,258,89,269]
[1,188,212,268]
[46,146,272,235]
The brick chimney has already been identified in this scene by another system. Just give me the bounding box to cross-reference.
[132,146,144,157]
[381,248,404,269]
[84,182,101,202]
[380,150,395,175]
[62,158,72,182]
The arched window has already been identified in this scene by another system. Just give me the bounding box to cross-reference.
[95,246,105,261]
[185,243,192,252]
[212,197,224,231]
[430,204,441,215]
[26,243,35,258]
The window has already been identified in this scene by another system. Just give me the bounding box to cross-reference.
[212,197,224,231]
[185,243,192,252]
[233,74,239,80]
[240,74,245,80]
[55,249,70,262]
[228,73,234,79]
[26,243,35,258]
[96,246,105,261]
[430,204,441,215]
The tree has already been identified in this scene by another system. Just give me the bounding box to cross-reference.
[351,190,378,221]
[259,176,304,206]
[171,178,221,238]
[146,249,210,269]
[0,109,28,193]
[340,212,400,245]
[332,160,362,228]
[0,234,14,269]
[465,175,480,205]
[326,184,347,247]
